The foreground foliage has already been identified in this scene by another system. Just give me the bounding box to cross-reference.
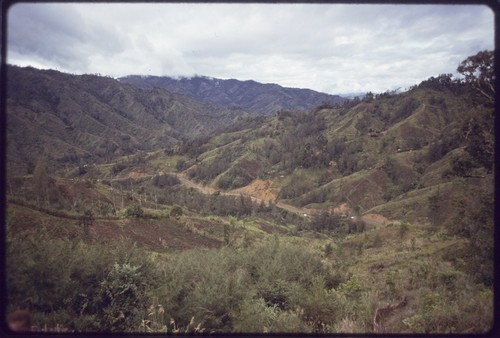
[6,225,493,333]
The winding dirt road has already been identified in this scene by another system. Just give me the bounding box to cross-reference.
[175,173,322,216]
[108,170,389,227]
[174,173,389,226]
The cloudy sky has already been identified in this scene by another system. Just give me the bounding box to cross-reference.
[7,2,494,94]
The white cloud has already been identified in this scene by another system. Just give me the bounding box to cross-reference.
[7,3,494,94]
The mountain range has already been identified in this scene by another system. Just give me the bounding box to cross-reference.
[6,65,493,223]
[4,56,494,334]
[6,66,248,172]
[6,66,352,173]
[6,63,493,226]
[165,74,493,225]
[118,74,346,115]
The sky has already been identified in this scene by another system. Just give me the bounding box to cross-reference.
[6,2,495,94]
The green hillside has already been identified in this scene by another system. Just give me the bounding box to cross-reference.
[119,75,346,116]
[174,76,493,224]
[4,51,494,334]
[6,66,248,173]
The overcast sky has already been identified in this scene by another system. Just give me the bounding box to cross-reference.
[6,3,494,94]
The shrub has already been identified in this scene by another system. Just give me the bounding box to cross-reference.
[399,221,409,238]
[338,275,364,301]
[233,298,277,332]
[258,279,292,310]
[151,239,338,332]
[291,277,347,331]
[6,231,160,332]
[98,263,149,331]
[153,248,249,331]
[169,205,183,220]
[126,204,144,218]
[310,212,342,232]
[324,242,334,257]
[111,163,127,175]
[152,173,180,188]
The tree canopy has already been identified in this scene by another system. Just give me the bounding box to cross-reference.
[457,50,494,102]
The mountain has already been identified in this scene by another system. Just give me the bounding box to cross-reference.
[4,53,494,334]
[6,66,248,173]
[167,75,493,226]
[118,75,347,115]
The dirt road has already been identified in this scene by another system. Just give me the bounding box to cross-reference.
[108,170,389,227]
[174,173,324,217]
[173,173,389,227]
[176,172,218,194]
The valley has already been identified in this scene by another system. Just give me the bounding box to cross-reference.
[4,51,494,334]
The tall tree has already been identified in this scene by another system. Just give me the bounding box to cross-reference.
[32,157,50,206]
[81,209,94,239]
[457,50,494,103]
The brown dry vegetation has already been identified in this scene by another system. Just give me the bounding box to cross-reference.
[229,179,277,204]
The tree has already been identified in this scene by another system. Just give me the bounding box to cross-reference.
[457,50,494,103]
[463,116,494,172]
[81,210,94,239]
[311,212,341,232]
[32,157,51,206]
[176,159,187,172]
[126,204,144,218]
[170,205,183,220]
[428,191,441,227]
[223,216,238,246]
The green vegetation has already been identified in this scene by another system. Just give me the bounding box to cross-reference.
[5,51,493,333]
[6,214,493,333]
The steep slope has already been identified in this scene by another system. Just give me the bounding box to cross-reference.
[4,52,493,334]
[119,75,347,115]
[171,76,493,225]
[6,66,248,173]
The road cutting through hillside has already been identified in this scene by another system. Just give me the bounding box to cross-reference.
[173,172,390,227]
[176,172,218,194]
[174,173,323,216]
[106,170,389,227]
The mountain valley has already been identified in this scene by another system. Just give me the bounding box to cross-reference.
[4,51,494,334]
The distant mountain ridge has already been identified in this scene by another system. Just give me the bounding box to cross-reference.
[6,66,248,172]
[118,75,347,115]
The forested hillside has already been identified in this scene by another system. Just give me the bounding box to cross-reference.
[119,75,346,115]
[6,66,248,173]
[176,73,493,223]
[5,51,494,334]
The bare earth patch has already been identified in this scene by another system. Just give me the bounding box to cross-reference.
[361,213,390,226]
[230,179,277,204]
[91,218,221,250]
[331,202,351,217]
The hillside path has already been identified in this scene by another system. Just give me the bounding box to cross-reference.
[176,172,218,194]
[173,172,389,227]
[106,169,389,227]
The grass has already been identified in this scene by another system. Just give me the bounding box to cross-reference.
[210,129,249,147]
[148,154,186,173]
[7,204,84,240]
